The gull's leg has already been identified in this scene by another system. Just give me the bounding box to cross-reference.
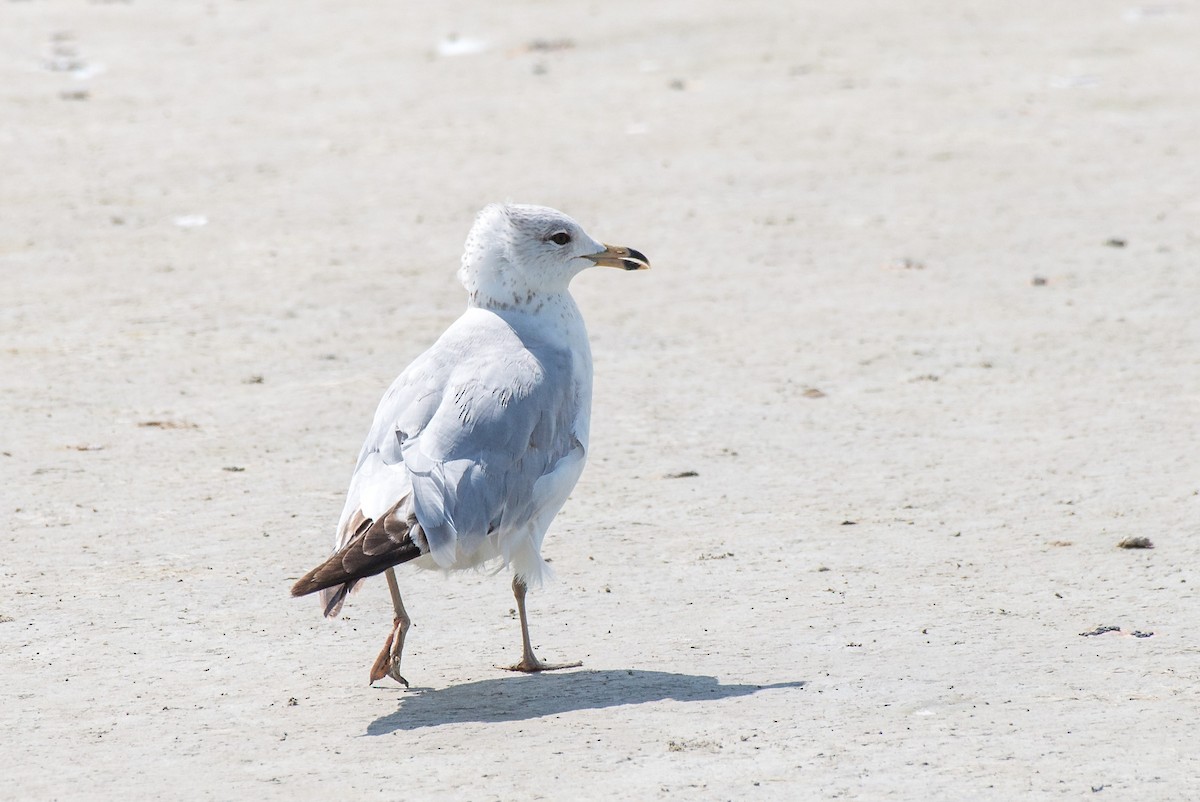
[503,575,582,672]
[369,567,412,686]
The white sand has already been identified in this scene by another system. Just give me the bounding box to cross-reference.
[2,1,1197,798]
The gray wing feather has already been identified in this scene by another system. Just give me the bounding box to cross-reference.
[336,313,580,569]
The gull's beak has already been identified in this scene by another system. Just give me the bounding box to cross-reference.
[584,244,651,271]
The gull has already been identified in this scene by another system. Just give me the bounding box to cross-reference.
[291,204,649,685]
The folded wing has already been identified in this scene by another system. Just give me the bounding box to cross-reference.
[301,312,583,616]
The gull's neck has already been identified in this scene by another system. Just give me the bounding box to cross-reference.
[468,286,576,316]
[469,289,586,343]
[459,250,579,313]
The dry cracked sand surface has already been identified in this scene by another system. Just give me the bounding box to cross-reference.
[2,1,1198,799]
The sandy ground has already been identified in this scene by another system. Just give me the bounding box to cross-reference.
[2,1,1199,799]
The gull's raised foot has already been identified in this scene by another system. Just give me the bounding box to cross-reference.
[369,616,411,687]
[501,657,583,673]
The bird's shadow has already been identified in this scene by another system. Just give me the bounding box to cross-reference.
[365,669,806,734]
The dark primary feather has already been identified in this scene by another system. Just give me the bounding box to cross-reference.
[291,498,424,607]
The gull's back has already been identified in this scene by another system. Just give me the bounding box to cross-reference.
[331,304,588,590]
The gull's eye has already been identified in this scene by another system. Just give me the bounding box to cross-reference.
[548,231,571,246]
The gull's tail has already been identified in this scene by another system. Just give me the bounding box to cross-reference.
[291,501,425,617]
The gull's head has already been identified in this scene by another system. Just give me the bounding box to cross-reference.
[458,203,649,309]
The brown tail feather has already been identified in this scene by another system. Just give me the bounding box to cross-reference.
[292,502,424,600]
